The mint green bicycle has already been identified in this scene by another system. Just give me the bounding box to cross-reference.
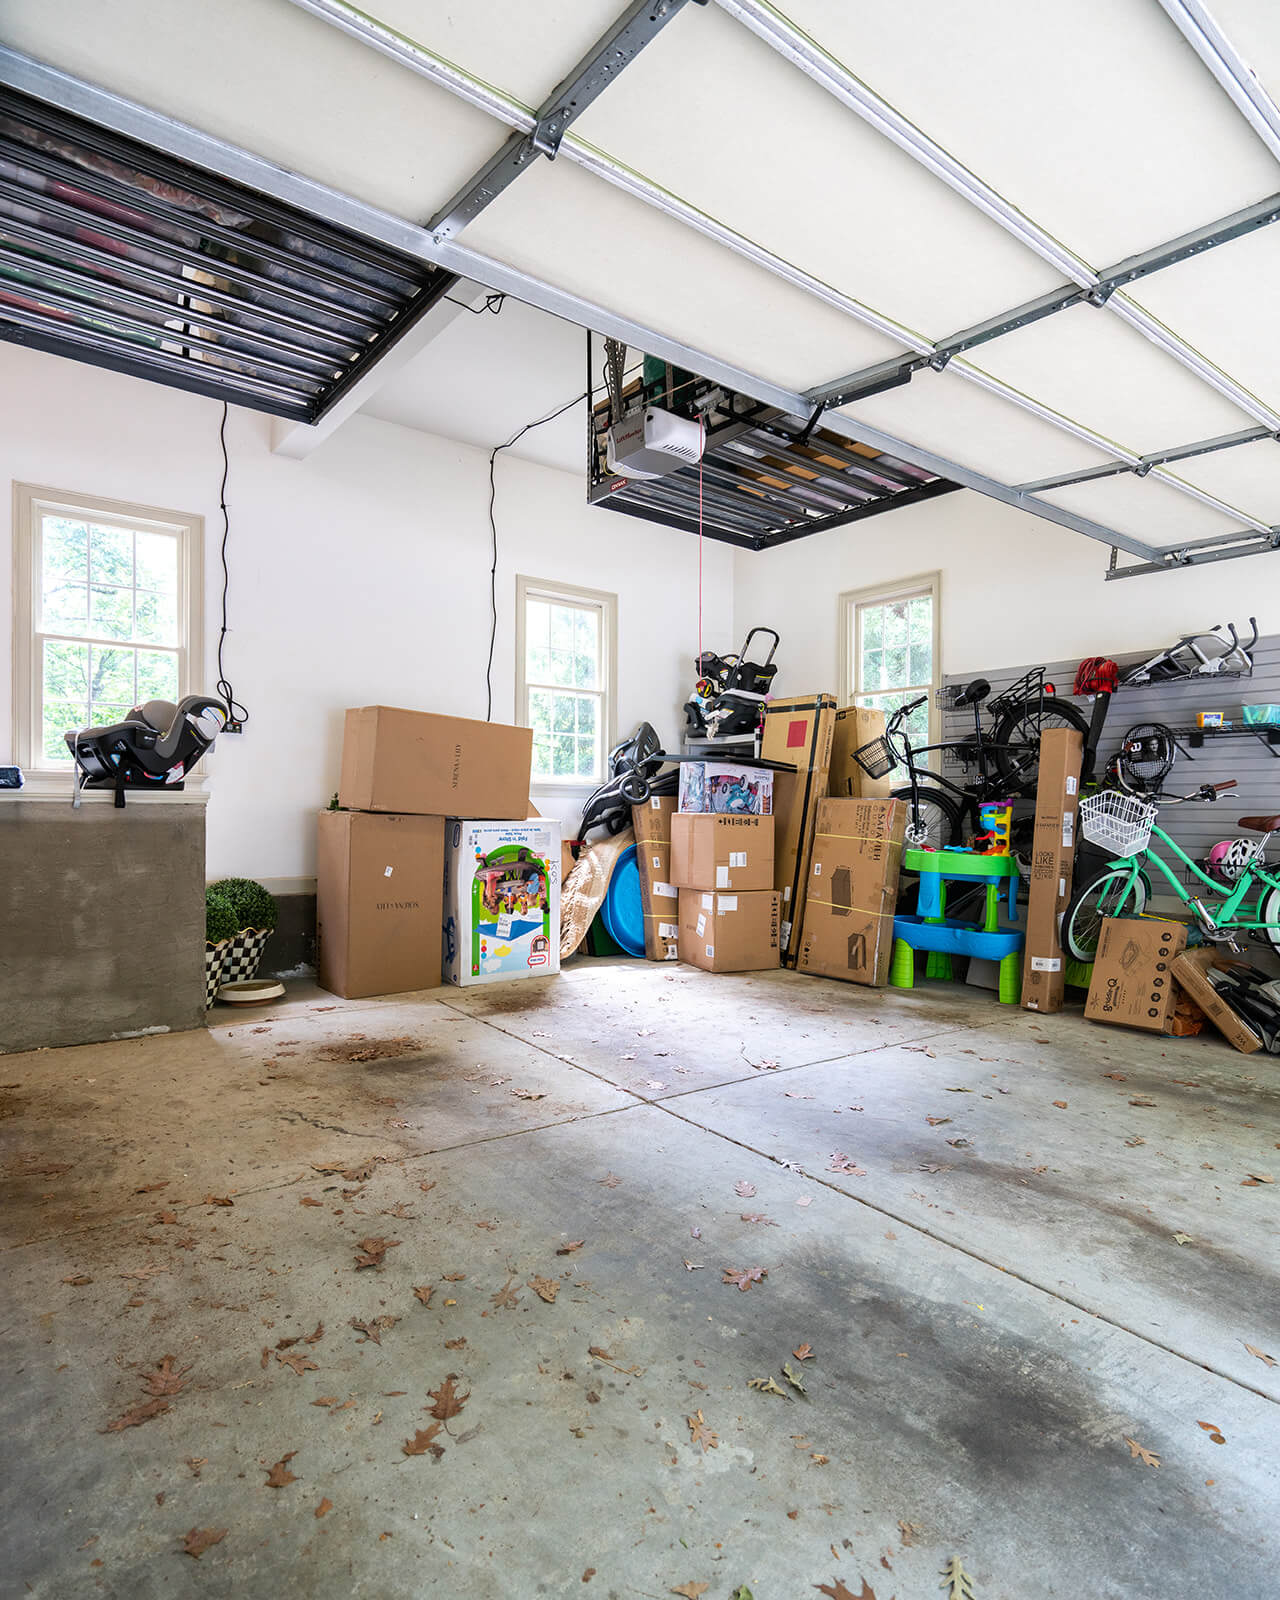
[1063,779,1280,961]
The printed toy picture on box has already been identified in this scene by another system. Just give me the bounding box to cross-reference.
[709,773,765,814]
[472,845,551,976]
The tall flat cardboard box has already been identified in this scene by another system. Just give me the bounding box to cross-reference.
[670,813,774,892]
[339,706,532,818]
[1084,917,1187,1032]
[796,797,906,986]
[829,706,892,799]
[316,810,444,999]
[678,888,780,973]
[1020,727,1083,1013]
[443,818,560,986]
[763,696,837,969]
[1171,948,1263,1053]
[761,694,836,772]
[632,795,680,962]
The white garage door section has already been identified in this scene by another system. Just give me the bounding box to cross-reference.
[6,0,1280,576]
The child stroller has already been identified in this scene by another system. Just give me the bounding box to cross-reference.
[578,722,675,839]
[683,627,779,743]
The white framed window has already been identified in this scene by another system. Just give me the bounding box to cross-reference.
[839,573,941,755]
[11,483,203,774]
[516,576,617,788]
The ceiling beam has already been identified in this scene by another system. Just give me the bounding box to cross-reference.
[1017,425,1276,494]
[1154,0,1280,164]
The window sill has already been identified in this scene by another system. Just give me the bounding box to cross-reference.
[0,773,210,804]
[530,780,599,799]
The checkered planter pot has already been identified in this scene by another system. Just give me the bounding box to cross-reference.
[205,927,272,1007]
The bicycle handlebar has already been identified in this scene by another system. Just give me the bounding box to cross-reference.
[903,693,929,713]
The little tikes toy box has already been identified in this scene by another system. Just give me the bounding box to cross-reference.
[678,760,773,816]
[443,819,561,986]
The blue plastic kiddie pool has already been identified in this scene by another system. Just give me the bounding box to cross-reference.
[599,844,647,958]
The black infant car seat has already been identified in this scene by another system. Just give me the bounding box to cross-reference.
[65,695,228,805]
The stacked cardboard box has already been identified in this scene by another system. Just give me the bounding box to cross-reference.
[1020,727,1083,1013]
[828,706,892,800]
[318,706,552,997]
[760,694,837,967]
[669,812,779,972]
[631,795,680,962]
[796,797,906,986]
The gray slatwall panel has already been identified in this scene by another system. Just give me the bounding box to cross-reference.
[941,636,1280,873]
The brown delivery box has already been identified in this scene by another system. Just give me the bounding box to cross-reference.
[796,796,906,986]
[339,706,531,817]
[632,795,680,961]
[761,694,837,772]
[829,706,892,799]
[773,768,825,967]
[1172,948,1263,1053]
[678,888,780,973]
[1020,727,1083,1013]
[1084,917,1187,1033]
[316,810,444,998]
[670,813,774,892]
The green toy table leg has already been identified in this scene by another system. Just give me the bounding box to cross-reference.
[890,938,916,990]
[923,877,952,979]
[998,951,1021,1004]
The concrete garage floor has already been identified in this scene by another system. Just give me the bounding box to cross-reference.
[1,963,1277,1599]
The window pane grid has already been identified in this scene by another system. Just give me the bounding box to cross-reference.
[523,586,607,783]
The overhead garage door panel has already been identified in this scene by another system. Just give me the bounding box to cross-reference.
[3,0,504,222]
[835,368,1116,486]
[460,158,909,393]
[969,301,1257,457]
[774,0,1279,268]
[1037,470,1254,548]
[571,1,1067,340]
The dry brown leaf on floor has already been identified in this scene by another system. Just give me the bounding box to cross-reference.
[349,1315,399,1345]
[898,1519,919,1546]
[299,1195,322,1206]
[278,1352,318,1377]
[402,1423,444,1458]
[528,1276,560,1304]
[739,1213,778,1225]
[305,1321,325,1345]
[442,1272,467,1282]
[1125,1136,1146,1148]
[354,1237,401,1270]
[511,1088,546,1100]
[1103,1071,1127,1081]
[1124,1436,1160,1467]
[814,1580,874,1600]
[1172,1232,1194,1246]
[686,1410,718,1451]
[1244,1342,1277,1367]
[597,1173,623,1188]
[315,1498,333,1518]
[62,1274,92,1286]
[141,1356,191,1397]
[682,1259,704,1271]
[556,1240,585,1255]
[782,1362,808,1395]
[155,1210,178,1225]
[380,1201,417,1219]
[1129,1096,1156,1108]
[419,1180,436,1193]
[748,1376,788,1397]
[925,1116,951,1127]
[1052,1101,1068,1109]
[793,1343,815,1361]
[185,1457,207,1477]
[722,1266,767,1292]
[903,1045,936,1057]
[489,1277,523,1312]
[311,1396,340,1407]
[427,1375,470,1421]
[734,1180,757,1198]
[671,1584,710,1598]
[181,1526,227,1559]
[827,1154,867,1176]
[121,1264,169,1281]
[1196,1420,1227,1444]
[444,1337,467,1350]
[260,1346,271,1370]
[413,1285,435,1307]
[100,1397,170,1433]
[134,1180,168,1193]
[276,1336,301,1351]
[203,1194,234,1207]
[1242,1173,1275,1185]
[943,1086,972,1093]
[264,1452,298,1488]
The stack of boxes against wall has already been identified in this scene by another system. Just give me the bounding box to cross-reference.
[316,707,559,997]
[669,758,779,972]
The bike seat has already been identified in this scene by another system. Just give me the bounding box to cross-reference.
[952,677,990,708]
[1237,813,1280,832]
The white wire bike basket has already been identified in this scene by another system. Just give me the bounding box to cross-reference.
[1078,790,1157,858]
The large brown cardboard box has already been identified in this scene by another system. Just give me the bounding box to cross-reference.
[678,888,780,973]
[338,706,532,817]
[632,796,680,962]
[796,797,906,986]
[670,813,774,892]
[1085,917,1188,1032]
[773,769,824,966]
[316,810,444,999]
[829,706,892,800]
[1020,727,1083,1013]
[1172,948,1263,1053]
[761,694,837,772]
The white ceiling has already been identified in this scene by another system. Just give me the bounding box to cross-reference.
[11,0,1280,556]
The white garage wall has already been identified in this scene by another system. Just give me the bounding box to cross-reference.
[733,488,1280,694]
[0,345,733,879]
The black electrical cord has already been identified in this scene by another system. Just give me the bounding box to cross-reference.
[485,387,589,721]
[215,402,249,728]
[446,290,507,316]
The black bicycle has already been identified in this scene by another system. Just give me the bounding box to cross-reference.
[855,670,1091,849]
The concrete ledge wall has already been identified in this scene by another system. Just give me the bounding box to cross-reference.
[1,801,205,1052]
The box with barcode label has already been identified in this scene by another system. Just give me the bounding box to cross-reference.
[631,796,680,960]
[670,813,774,893]
[677,888,780,972]
[1020,727,1084,1013]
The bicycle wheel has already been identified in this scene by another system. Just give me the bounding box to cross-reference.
[1062,866,1149,962]
[891,784,962,850]
[992,695,1091,798]
[1256,885,1280,959]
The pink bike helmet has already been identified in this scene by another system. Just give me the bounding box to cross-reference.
[1208,838,1253,881]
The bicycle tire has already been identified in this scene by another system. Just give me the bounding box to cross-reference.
[991,694,1091,798]
[1257,885,1280,960]
[891,784,963,850]
[1062,866,1150,962]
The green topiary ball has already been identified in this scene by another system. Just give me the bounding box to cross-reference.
[205,891,239,945]
[207,876,279,934]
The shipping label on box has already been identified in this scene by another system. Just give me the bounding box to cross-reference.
[631,815,681,963]
[670,813,774,892]
[677,888,780,972]
[443,819,560,987]
[678,761,774,815]
[1084,917,1187,1032]
[795,797,906,986]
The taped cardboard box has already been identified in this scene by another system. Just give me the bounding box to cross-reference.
[677,888,781,973]
[829,706,892,799]
[632,796,680,962]
[1171,948,1263,1053]
[317,810,444,999]
[670,813,774,892]
[1020,727,1083,1013]
[1084,917,1187,1032]
[796,797,906,986]
[339,705,532,818]
[761,694,836,772]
